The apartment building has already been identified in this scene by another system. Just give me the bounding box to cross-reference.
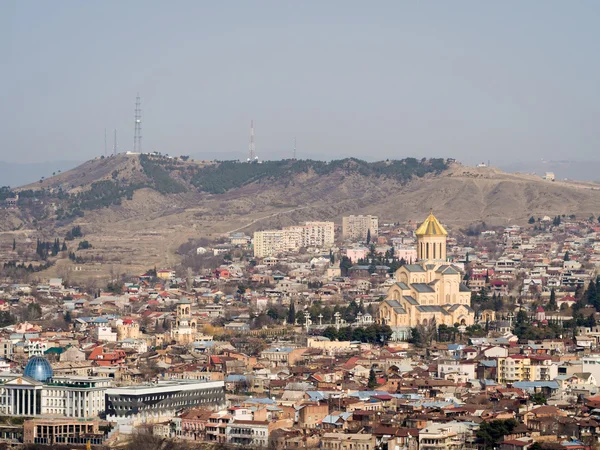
[226,420,269,447]
[419,422,475,450]
[497,355,557,384]
[342,215,378,241]
[253,222,334,258]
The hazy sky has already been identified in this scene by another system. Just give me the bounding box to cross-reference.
[2,1,600,164]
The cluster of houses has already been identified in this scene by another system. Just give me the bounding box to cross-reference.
[0,213,599,448]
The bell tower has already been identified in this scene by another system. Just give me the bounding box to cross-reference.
[415,210,448,262]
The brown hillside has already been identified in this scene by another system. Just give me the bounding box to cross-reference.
[3,157,600,280]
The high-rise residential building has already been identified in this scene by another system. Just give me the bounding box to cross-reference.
[253,222,334,258]
[253,231,284,258]
[342,215,378,241]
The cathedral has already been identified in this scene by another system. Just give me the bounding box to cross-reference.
[379,212,474,340]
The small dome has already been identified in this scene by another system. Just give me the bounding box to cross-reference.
[24,356,53,382]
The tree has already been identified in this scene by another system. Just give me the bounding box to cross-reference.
[287,300,296,325]
[528,216,535,224]
[339,256,353,277]
[329,249,334,264]
[366,229,371,245]
[12,239,15,251]
[323,326,338,341]
[548,288,557,311]
[368,368,378,389]
[585,314,597,328]
[564,251,570,261]
[23,303,42,321]
[476,419,518,450]
[531,392,547,405]
[586,280,598,308]
[513,309,530,339]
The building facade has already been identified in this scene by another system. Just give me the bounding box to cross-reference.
[253,222,334,257]
[23,417,104,446]
[378,212,474,340]
[342,215,379,241]
[105,380,225,424]
[0,375,110,418]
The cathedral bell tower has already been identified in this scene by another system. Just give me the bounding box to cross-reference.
[415,210,448,262]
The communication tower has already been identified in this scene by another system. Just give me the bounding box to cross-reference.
[133,93,142,153]
[248,120,256,161]
[134,94,142,153]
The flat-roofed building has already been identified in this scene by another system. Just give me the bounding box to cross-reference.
[342,215,378,241]
[23,417,104,446]
[105,380,225,423]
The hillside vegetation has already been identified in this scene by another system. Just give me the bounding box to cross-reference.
[10,155,448,216]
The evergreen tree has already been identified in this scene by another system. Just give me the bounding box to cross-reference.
[287,300,296,325]
[548,288,557,311]
[12,239,15,251]
[339,256,353,277]
[368,368,378,389]
[366,229,371,245]
[513,309,530,338]
[564,251,570,262]
[586,280,597,308]
[52,238,60,256]
[61,241,67,252]
[329,249,334,264]
[585,314,596,328]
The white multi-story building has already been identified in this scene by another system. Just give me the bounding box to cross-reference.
[342,215,378,241]
[253,230,285,258]
[226,420,269,448]
[0,375,111,418]
[93,326,117,342]
[253,222,334,257]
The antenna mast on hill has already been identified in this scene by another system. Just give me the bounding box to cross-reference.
[113,129,117,156]
[248,120,255,161]
[104,128,107,156]
[134,94,142,153]
[293,137,296,160]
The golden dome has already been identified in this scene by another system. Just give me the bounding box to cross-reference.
[415,211,448,237]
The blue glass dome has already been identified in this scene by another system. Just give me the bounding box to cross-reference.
[24,356,53,382]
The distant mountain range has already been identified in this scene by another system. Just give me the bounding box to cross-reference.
[497,160,600,182]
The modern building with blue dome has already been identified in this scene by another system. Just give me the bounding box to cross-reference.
[23,356,53,382]
[0,356,111,417]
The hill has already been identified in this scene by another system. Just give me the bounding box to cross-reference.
[2,154,600,280]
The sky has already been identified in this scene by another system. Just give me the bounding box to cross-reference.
[2,1,600,165]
